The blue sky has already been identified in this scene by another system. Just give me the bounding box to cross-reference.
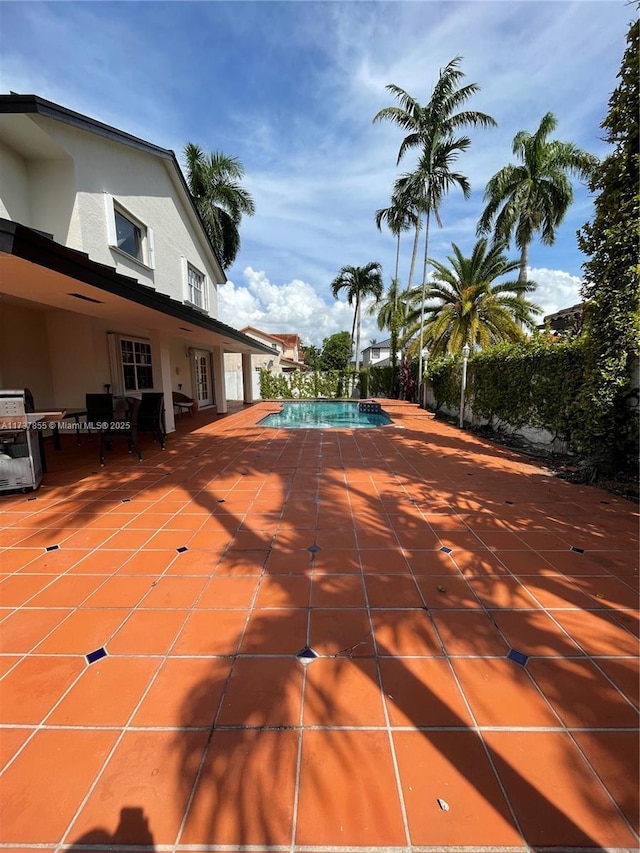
[1,1,632,348]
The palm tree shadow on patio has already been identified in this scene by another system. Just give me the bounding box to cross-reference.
[28,409,636,849]
[162,418,634,849]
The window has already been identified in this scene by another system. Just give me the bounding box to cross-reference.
[187,264,206,309]
[120,338,154,391]
[115,209,142,261]
[371,348,381,359]
[105,194,155,268]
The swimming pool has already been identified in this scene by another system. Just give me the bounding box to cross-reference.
[258,401,393,429]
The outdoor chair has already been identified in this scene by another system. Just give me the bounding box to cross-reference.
[172,391,197,417]
[85,393,114,430]
[86,393,142,466]
[138,392,167,449]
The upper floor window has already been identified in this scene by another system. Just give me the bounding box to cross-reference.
[115,209,142,261]
[105,193,155,269]
[371,348,381,359]
[182,259,209,312]
[187,264,206,309]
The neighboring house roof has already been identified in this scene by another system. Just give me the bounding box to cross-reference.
[280,358,308,371]
[271,333,301,348]
[0,218,278,355]
[538,303,585,333]
[362,339,391,352]
[240,326,286,347]
[0,93,227,279]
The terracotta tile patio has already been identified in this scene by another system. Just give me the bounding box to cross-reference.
[0,400,638,852]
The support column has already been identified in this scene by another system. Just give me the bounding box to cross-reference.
[212,346,227,414]
[241,353,254,404]
[149,330,175,434]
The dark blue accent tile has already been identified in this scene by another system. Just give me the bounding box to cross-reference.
[440,546,452,554]
[45,545,59,552]
[121,498,131,503]
[177,546,189,553]
[600,500,610,505]
[86,647,107,664]
[505,500,514,505]
[27,496,38,501]
[313,497,322,504]
[296,647,318,665]
[308,545,321,553]
[218,499,226,503]
[571,546,585,554]
[507,648,528,666]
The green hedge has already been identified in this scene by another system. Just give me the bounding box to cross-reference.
[426,337,589,448]
[259,369,355,399]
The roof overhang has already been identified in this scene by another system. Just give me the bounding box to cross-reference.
[0,219,277,356]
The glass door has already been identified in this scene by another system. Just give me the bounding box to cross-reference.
[192,350,213,407]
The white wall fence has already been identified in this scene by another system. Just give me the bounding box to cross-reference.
[225,370,261,402]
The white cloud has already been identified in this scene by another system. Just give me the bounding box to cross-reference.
[528,268,583,318]
[218,267,383,351]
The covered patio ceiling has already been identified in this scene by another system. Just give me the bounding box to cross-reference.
[0,219,277,356]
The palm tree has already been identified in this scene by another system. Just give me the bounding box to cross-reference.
[375,186,419,288]
[370,278,413,397]
[330,263,384,382]
[477,112,597,282]
[403,238,541,356]
[373,56,497,383]
[183,143,256,269]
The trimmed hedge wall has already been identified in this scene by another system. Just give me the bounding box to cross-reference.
[426,337,589,447]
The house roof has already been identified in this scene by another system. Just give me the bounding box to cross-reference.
[362,339,391,352]
[271,333,301,348]
[239,326,286,346]
[0,93,226,279]
[538,303,585,332]
[0,218,278,356]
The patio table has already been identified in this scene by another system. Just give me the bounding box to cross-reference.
[51,408,88,450]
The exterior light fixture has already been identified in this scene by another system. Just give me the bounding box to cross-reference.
[421,347,430,409]
[459,343,471,428]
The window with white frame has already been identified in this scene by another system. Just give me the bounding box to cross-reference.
[371,347,381,359]
[105,194,155,268]
[187,264,206,309]
[120,337,154,391]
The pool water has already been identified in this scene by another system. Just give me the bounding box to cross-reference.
[258,401,392,429]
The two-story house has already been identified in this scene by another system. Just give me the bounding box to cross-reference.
[361,339,391,368]
[0,93,277,434]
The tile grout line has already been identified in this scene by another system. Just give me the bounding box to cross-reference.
[173,532,270,849]
[289,537,315,853]
[358,508,413,851]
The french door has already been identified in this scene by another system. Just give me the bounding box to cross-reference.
[192,349,213,407]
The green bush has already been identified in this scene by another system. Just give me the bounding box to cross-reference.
[426,337,589,449]
[258,369,352,399]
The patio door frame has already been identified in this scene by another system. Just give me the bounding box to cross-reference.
[189,348,214,408]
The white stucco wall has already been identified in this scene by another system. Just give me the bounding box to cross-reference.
[0,113,222,317]
[0,142,31,225]
[27,117,222,310]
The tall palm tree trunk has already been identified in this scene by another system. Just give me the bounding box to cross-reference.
[407,222,421,288]
[353,299,362,397]
[417,209,432,387]
[518,242,529,283]
[394,233,401,284]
